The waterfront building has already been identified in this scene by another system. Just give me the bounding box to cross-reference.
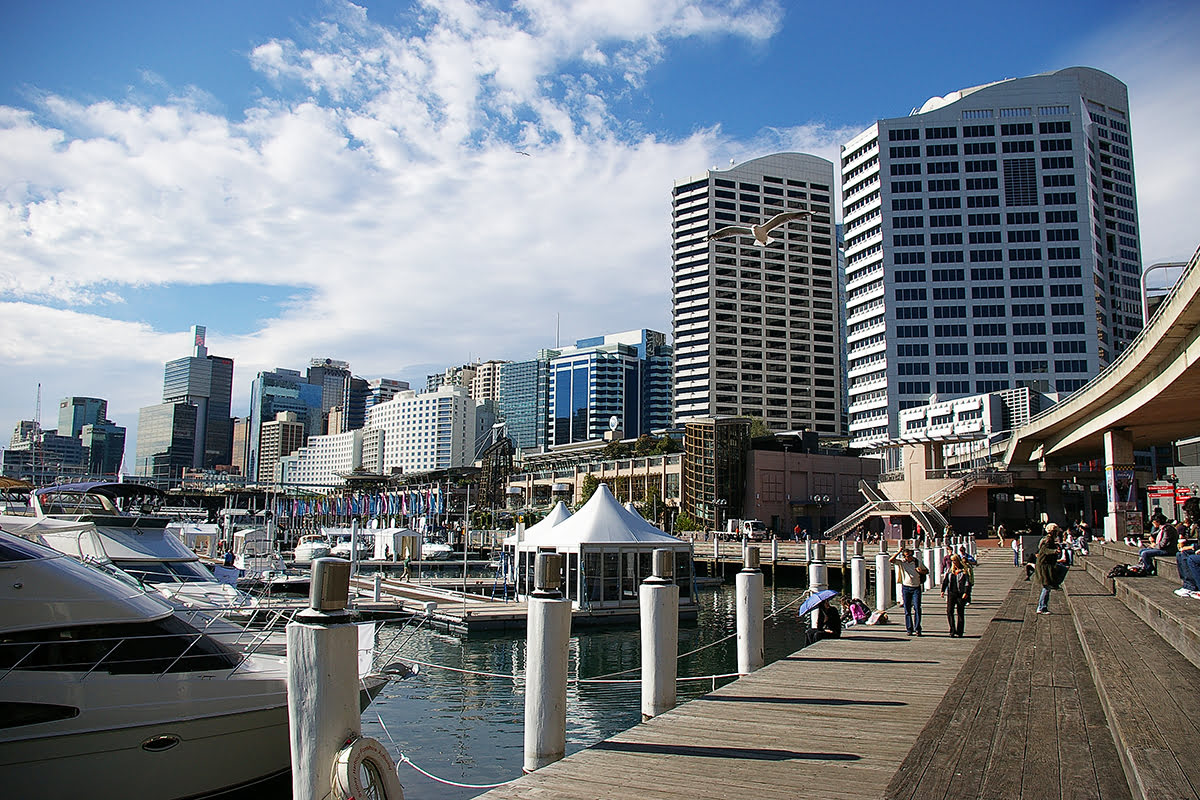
[279,429,364,488]
[2,423,91,483]
[366,384,476,474]
[671,153,842,434]
[840,67,1142,451]
[247,368,323,482]
[161,325,234,468]
[681,416,750,529]
[497,351,558,450]
[135,402,198,481]
[258,412,306,484]
[57,397,107,438]
[548,329,673,446]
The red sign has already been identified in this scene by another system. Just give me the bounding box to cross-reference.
[1147,484,1174,498]
[1178,487,1193,503]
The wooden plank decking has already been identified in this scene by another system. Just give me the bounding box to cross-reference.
[478,549,1036,800]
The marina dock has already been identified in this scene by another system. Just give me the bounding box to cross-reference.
[477,546,1196,799]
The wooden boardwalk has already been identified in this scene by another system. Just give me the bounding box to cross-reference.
[478,548,1048,800]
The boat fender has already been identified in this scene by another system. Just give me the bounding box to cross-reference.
[331,734,405,800]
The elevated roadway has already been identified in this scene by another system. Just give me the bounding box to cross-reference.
[1006,244,1200,466]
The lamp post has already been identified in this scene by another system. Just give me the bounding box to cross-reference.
[714,498,728,539]
[1166,472,1180,522]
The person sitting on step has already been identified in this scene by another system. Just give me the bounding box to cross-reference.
[1139,513,1178,576]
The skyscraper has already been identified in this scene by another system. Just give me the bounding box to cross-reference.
[161,325,234,468]
[58,397,107,438]
[840,67,1142,449]
[366,385,477,474]
[247,369,324,483]
[671,153,842,434]
[548,329,673,446]
[497,351,558,450]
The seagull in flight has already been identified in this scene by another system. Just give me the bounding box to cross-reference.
[709,209,815,245]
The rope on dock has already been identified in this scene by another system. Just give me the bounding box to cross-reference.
[396,753,520,789]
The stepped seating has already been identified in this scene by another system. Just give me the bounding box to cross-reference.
[1063,564,1200,800]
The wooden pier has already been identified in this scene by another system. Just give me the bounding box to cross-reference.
[477,545,1198,800]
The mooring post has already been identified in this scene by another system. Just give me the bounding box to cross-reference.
[876,539,891,611]
[804,539,812,563]
[641,548,679,720]
[288,558,359,800]
[524,552,571,773]
[850,541,866,603]
[923,544,938,591]
[808,543,828,627]
[373,572,382,602]
[771,536,778,565]
[736,547,764,674]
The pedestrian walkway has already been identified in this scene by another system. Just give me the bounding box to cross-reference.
[479,549,1025,799]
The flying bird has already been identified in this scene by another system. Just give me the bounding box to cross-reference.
[709,209,815,246]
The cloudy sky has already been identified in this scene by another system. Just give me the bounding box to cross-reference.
[1,0,1197,457]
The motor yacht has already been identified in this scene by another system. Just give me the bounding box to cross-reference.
[20,482,259,614]
[0,531,293,798]
[292,533,331,565]
[422,540,454,560]
[325,527,373,560]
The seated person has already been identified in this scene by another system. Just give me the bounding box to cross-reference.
[1139,513,1178,575]
[812,599,842,640]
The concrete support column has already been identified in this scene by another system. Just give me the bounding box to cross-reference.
[525,553,571,772]
[1103,428,1137,542]
[736,548,764,674]
[808,543,828,627]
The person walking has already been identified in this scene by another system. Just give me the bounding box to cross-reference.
[941,554,971,637]
[890,547,928,635]
[1034,524,1063,614]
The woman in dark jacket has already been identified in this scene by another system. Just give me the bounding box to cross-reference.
[941,554,971,637]
[1034,523,1063,614]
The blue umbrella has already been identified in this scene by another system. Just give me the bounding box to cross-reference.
[796,589,838,619]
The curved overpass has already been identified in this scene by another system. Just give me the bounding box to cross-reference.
[1006,244,1200,466]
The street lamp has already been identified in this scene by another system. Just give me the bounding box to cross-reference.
[714,498,728,537]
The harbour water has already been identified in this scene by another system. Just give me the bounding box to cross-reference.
[361,580,814,800]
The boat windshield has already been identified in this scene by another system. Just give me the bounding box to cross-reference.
[113,560,215,584]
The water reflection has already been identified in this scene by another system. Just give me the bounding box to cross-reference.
[363,581,813,800]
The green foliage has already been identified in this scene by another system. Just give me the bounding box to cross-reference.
[601,440,632,458]
[746,416,775,439]
[633,434,657,457]
[673,512,701,532]
[577,474,600,507]
[652,436,681,455]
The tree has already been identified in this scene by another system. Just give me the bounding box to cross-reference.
[601,440,632,458]
[577,474,600,507]
[633,434,657,457]
[673,512,701,532]
[652,436,682,455]
[747,416,774,440]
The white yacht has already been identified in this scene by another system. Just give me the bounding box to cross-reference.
[0,531,292,798]
[293,533,331,565]
[422,540,454,560]
[22,482,258,614]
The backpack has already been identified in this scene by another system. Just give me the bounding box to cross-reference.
[1107,563,1133,578]
[849,599,869,623]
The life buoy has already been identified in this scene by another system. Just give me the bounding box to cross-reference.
[331,735,405,800]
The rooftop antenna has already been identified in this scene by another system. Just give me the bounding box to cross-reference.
[555,313,560,348]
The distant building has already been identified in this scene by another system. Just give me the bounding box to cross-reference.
[161,325,234,468]
[548,329,673,446]
[498,351,558,450]
[230,417,249,476]
[279,429,364,488]
[469,360,510,402]
[247,368,323,482]
[365,378,409,414]
[367,385,476,474]
[426,363,477,393]
[58,397,107,439]
[135,402,198,482]
[681,416,750,528]
[258,411,307,484]
[80,422,126,475]
[306,358,370,433]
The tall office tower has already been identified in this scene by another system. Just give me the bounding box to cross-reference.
[671,153,842,434]
[342,376,370,432]
[247,368,324,482]
[230,417,249,476]
[162,325,234,468]
[80,422,126,475]
[364,378,410,413]
[548,329,673,446]
[469,360,510,402]
[366,385,477,474]
[306,358,352,434]
[840,67,1142,450]
[497,350,559,450]
[135,403,198,481]
[58,397,107,438]
[257,411,307,484]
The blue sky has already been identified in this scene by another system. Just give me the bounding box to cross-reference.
[1,0,1197,457]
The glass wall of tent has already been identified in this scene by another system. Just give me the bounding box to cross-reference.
[516,544,693,609]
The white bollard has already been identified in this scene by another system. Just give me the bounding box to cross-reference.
[851,553,867,602]
[713,536,719,560]
[288,559,360,800]
[741,537,749,566]
[839,540,848,566]
[373,572,382,602]
[808,543,828,627]
[968,537,977,558]
[771,536,779,564]
[804,539,813,563]
[895,540,905,604]
[736,548,764,674]
[524,553,571,772]
[641,549,679,720]
[923,547,938,591]
[876,542,891,611]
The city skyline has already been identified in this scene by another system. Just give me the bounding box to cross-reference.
[1,1,1198,454]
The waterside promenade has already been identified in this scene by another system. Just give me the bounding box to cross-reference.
[477,547,1176,800]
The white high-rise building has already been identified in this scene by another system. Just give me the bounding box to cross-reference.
[671,153,842,434]
[279,429,363,488]
[840,67,1142,451]
[366,385,476,474]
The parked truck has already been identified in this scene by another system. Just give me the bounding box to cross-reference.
[724,518,769,541]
